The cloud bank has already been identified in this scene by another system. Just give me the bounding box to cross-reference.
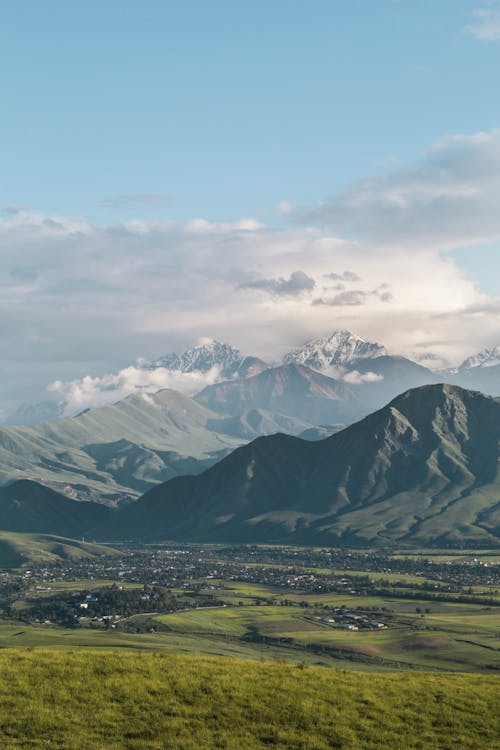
[1,129,500,415]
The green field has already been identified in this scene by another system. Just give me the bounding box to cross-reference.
[156,588,500,671]
[0,651,496,749]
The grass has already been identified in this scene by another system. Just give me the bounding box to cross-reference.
[0,532,118,568]
[0,651,497,749]
[155,595,500,672]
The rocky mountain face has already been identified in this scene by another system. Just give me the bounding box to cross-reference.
[106,384,500,547]
[458,346,500,371]
[283,329,387,371]
[194,364,364,424]
[143,339,267,380]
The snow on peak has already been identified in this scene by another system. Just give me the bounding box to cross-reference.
[283,330,386,372]
[459,346,500,371]
[147,340,243,375]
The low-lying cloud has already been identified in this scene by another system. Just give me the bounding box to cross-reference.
[342,370,385,385]
[49,365,224,416]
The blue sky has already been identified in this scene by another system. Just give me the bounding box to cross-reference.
[2,0,499,225]
[2,0,500,415]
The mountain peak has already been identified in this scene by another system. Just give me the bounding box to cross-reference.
[144,339,242,374]
[459,346,500,371]
[283,330,387,372]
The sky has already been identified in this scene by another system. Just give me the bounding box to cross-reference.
[2,0,500,416]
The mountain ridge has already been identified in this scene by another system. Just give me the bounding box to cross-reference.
[105,383,500,547]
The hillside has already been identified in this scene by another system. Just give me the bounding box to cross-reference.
[0,652,497,749]
[109,384,500,546]
[0,390,246,502]
[0,480,111,537]
[0,531,117,568]
[0,388,321,502]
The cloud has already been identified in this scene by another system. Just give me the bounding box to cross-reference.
[313,286,393,306]
[2,130,500,416]
[49,365,223,416]
[300,130,500,248]
[240,270,316,296]
[324,271,361,282]
[342,370,384,384]
[98,194,172,208]
[313,291,367,306]
[465,7,500,40]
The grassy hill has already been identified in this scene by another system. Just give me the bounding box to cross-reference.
[0,651,496,749]
[0,531,117,568]
[109,384,500,546]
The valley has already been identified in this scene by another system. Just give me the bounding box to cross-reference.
[0,540,499,673]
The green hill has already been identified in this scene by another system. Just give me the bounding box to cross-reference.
[0,531,117,568]
[109,384,500,546]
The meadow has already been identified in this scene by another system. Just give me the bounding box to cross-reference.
[0,650,497,749]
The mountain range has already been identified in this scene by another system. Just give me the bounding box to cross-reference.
[102,383,500,546]
[10,330,500,427]
[3,330,500,509]
[3,383,500,547]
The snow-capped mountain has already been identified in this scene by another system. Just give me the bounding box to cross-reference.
[283,330,387,372]
[143,338,267,379]
[458,346,500,371]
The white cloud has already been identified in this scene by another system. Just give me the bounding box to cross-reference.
[342,370,384,385]
[2,129,500,415]
[465,7,500,40]
[49,365,223,416]
[300,131,500,248]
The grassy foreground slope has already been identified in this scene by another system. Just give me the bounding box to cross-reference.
[0,651,498,749]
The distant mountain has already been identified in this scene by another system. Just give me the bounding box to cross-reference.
[298,424,345,441]
[143,338,267,380]
[439,346,500,397]
[283,330,386,371]
[107,384,500,547]
[458,346,500,371]
[6,339,268,426]
[194,363,364,424]
[348,355,439,404]
[0,390,248,502]
[0,388,326,502]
